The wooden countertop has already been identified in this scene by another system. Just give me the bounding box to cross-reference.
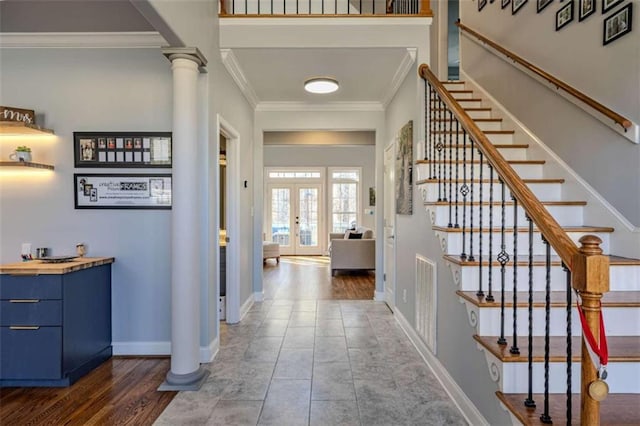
[0,257,114,275]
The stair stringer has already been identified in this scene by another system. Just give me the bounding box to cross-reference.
[459,69,640,259]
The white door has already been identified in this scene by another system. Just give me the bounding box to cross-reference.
[267,183,323,256]
[384,143,396,309]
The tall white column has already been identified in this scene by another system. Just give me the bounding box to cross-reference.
[159,49,209,391]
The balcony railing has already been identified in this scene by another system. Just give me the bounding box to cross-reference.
[219,0,431,16]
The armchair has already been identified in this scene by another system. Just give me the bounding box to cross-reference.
[329,231,375,276]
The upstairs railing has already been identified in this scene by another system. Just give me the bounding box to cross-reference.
[419,64,610,425]
[456,21,632,133]
[219,0,431,15]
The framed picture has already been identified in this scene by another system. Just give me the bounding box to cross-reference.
[556,0,574,30]
[537,0,554,12]
[74,132,172,168]
[395,121,413,215]
[579,0,596,20]
[479,0,488,11]
[512,0,527,14]
[369,187,376,206]
[604,3,632,45]
[602,0,622,14]
[74,173,172,209]
[502,0,511,9]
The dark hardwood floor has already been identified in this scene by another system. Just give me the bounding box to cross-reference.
[0,256,373,424]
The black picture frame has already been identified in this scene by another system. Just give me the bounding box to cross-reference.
[502,0,511,9]
[556,0,574,30]
[537,0,554,12]
[512,0,528,14]
[74,131,172,168]
[602,0,623,14]
[578,0,596,20]
[604,3,633,45]
[479,0,488,11]
[74,173,172,209]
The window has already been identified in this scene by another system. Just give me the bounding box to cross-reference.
[329,168,361,233]
[268,171,321,179]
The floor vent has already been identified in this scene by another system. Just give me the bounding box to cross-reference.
[415,255,437,354]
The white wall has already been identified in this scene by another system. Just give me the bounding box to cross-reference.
[264,144,376,233]
[460,0,640,225]
[0,48,173,349]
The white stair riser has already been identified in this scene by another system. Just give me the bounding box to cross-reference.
[610,265,640,291]
[475,306,640,336]
[464,109,492,119]
[499,362,638,394]
[450,91,475,100]
[428,205,584,228]
[443,83,465,91]
[456,99,483,108]
[417,163,544,181]
[430,120,503,131]
[420,182,562,202]
[438,231,611,257]
[422,146,528,162]
[452,264,635,293]
[427,132,515,145]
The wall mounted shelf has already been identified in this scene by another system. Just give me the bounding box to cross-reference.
[0,161,54,170]
[0,121,54,136]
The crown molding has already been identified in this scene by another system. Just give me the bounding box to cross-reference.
[256,101,384,112]
[382,47,416,108]
[0,32,166,49]
[220,48,260,109]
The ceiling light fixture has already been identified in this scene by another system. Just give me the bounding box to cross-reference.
[304,77,339,94]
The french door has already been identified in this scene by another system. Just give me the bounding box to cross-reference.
[267,183,323,255]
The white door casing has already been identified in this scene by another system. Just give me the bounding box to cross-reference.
[384,143,396,309]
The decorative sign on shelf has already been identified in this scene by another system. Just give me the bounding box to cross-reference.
[73,132,172,168]
[0,106,35,124]
[74,173,172,210]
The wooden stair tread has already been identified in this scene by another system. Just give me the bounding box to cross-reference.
[496,391,640,426]
[448,89,473,93]
[425,200,587,206]
[433,225,614,233]
[432,130,515,134]
[416,178,563,185]
[474,335,640,362]
[433,118,503,122]
[437,143,528,148]
[456,290,640,308]
[433,107,491,111]
[417,159,546,165]
[444,254,640,267]
[441,80,465,84]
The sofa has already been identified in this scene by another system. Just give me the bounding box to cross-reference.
[329,228,375,276]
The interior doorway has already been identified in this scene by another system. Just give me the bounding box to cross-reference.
[383,143,396,309]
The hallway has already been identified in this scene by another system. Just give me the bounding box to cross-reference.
[155,299,467,425]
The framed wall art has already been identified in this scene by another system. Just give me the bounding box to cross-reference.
[502,0,511,9]
[604,3,632,45]
[512,0,528,14]
[602,0,623,14]
[479,0,488,11]
[74,132,172,168]
[556,0,574,30]
[578,0,596,20]
[74,173,172,209]
[395,120,413,215]
[537,0,554,13]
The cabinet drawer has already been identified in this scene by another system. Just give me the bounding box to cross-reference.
[0,300,62,326]
[0,274,62,300]
[0,326,62,380]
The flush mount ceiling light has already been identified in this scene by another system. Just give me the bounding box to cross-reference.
[304,77,339,94]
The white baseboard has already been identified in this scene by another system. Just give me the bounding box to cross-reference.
[374,290,386,301]
[112,339,219,364]
[394,310,489,426]
[254,291,264,302]
[240,294,254,320]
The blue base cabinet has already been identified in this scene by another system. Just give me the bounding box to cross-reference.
[0,263,112,387]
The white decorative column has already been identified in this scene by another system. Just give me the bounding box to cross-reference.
[159,47,209,391]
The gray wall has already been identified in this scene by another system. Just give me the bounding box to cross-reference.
[263,144,376,231]
[460,0,640,225]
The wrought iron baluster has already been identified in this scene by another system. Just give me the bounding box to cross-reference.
[437,98,444,202]
[468,136,475,262]
[454,118,460,228]
[540,236,553,424]
[510,195,520,355]
[564,262,572,424]
[424,82,429,161]
[431,88,437,179]
[459,128,469,260]
[524,215,536,408]
[245,0,248,14]
[358,0,361,14]
[497,179,509,345]
[476,150,484,297]
[448,110,454,228]
[486,164,494,302]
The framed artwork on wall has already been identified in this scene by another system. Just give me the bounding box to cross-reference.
[537,0,554,12]
[556,0,574,30]
[502,0,511,9]
[512,0,528,14]
[74,132,172,168]
[479,0,488,11]
[602,0,623,14]
[579,0,596,20]
[395,121,413,215]
[603,3,633,45]
[74,173,172,209]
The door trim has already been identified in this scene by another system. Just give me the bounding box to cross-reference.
[384,142,396,309]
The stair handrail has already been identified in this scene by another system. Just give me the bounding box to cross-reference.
[456,21,632,131]
[419,63,579,267]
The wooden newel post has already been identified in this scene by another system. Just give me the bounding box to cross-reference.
[420,0,432,16]
[220,0,227,15]
[572,235,609,426]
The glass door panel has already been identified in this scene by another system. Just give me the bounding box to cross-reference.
[296,186,319,252]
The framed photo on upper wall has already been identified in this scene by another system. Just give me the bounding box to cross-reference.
[513,0,528,14]
[74,131,172,168]
[479,0,488,11]
[556,0,574,30]
[579,0,596,20]
[537,0,553,13]
[604,3,633,45]
[502,0,511,9]
[602,0,623,14]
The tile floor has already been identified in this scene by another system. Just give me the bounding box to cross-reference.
[154,300,468,425]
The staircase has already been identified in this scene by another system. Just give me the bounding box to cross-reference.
[417,77,640,424]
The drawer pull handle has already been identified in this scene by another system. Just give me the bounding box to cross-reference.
[9,326,40,330]
[9,299,40,303]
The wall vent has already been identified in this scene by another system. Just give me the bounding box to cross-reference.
[415,255,437,354]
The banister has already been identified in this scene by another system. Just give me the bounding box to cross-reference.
[419,63,580,267]
[456,21,632,131]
